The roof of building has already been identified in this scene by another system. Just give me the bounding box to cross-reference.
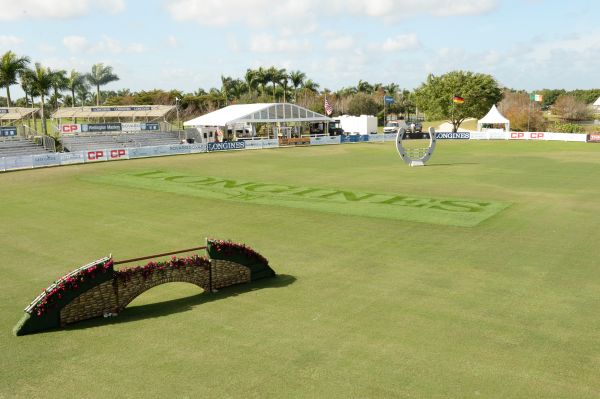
[183,103,332,127]
[0,107,40,121]
[52,105,175,119]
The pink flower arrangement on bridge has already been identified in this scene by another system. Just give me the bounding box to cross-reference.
[208,239,269,266]
[29,259,113,317]
[115,254,210,284]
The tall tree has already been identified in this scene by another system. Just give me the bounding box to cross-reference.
[414,70,502,132]
[49,68,68,109]
[289,70,305,103]
[67,70,86,108]
[244,69,259,98]
[86,63,119,106]
[27,63,53,134]
[0,51,30,107]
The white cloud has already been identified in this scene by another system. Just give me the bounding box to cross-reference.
[62,35,146,55]
[0,0,125,20]
[63,36,88,53]
[325,35,355,51]
[166,0,497,27]
[167,35,179,48]
[249,34,312,53]
[0,35,24,49]
[380,33,420,52]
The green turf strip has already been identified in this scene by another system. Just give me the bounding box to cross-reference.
[83,170,509,227]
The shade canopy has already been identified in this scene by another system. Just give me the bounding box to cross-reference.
[477,104,510,132]
[184,103,332,127]
[478,105,509,124]
[593,96,600,107]
[52,105,175,119]
[0,107,39,121]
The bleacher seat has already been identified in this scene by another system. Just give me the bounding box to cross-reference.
[62,131,181,152]
[0,138,50,158]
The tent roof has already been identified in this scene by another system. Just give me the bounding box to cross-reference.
[184,103,332,127]
[52,105,174,119]
[593,96,600,106]
[478,104,509,124]
[0,107,39,121]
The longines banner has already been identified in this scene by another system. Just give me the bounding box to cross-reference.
[435,132,470,140]
[207,141,246,152]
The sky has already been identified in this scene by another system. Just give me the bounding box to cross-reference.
[0,0,598,97]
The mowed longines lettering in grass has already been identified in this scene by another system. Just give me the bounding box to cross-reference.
[84,170,509,227]
[1,141,600,398]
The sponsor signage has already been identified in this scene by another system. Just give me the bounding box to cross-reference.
[60,152,85,165]
[141,122,160,131]
[384,95,395,105]
[108,149,129,160]
[341,134,369,143]
[0,108,9,114]
[121,122,141,132]
[435,132,470,140]
[588,134,600,143]
[310,136,342,145]
[60,124,82,134]
[278,137,310,146]
[86,150,108,162]
[94,171,510,228]
[32,153,61,167]
[0,126,17,136]
[510,132,546,140]
[91,106,152,112]
[82,123,122,132]
[207,141,246,152]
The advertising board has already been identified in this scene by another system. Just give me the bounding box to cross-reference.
[0,126,17,136]
[435,132,470,140]
[207,141,246,152]
[310,136,341,145]
[587,134,600,143]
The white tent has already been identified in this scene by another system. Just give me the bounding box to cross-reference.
[184,103,331,127]
[477,104,510,132]
[593,96,600,112]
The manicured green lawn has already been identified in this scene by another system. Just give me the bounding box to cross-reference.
[1,141,599,398]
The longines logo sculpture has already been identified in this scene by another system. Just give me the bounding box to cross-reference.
[396,127,437,167]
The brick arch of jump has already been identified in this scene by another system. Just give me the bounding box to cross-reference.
[14,240,276,336]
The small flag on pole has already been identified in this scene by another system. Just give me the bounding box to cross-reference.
[452,95,465,104]
[324,97,333,116]
[384,95,395,105]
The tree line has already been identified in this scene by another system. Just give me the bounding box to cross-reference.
[1,50,598,134]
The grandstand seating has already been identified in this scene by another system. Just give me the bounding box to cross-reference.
[0,137,50,158]
[61,131,181,152]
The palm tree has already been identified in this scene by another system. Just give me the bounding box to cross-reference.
[289,70,305,102]
[67,70,86,109]
[221,75,233,105]
[0,51,30,107]
[244,69,259,98]
[302,79,320,93]
[357,79,373,94]
[49,68,68,109]
[28,63,53,134]
[76,83,92,106]
[384,83,400,96]
[86,63,119,106]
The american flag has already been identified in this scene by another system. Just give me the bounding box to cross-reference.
[324,97,333,116]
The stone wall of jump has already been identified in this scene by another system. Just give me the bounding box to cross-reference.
[57,260,251,327]
[14,240,275,335]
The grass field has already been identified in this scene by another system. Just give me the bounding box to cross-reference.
[1,141,599,398]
